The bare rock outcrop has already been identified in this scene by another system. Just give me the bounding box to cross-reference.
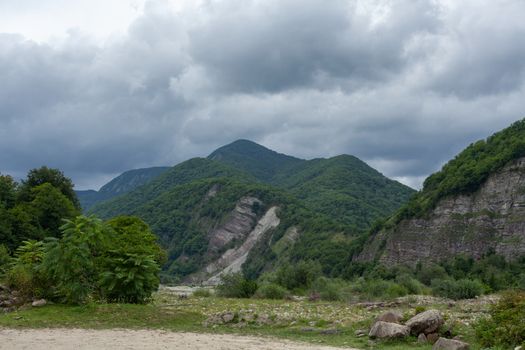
[358,157,525,265]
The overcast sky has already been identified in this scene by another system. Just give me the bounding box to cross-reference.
[1,0,524,190]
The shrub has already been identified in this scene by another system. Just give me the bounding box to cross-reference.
[6,240,49,298]
[216,273,258,298]
[396,273,426,295]
[351,278,408,300]
[193,288,212,297]
[255,283,288,300]
[475,291,525,348]
[275,260,322,291]
[5,264,33,297]
[309,277,345,301]
[431,278,485,300]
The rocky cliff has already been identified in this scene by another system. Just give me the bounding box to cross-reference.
[358,157,525,265]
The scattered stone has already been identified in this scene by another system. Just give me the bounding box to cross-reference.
[375,310,403,324]
[32,299,47,307]
[427,333,440,344]
[418,333,428,344]
[300,327,316,333]
[432,337,470,350]
[0,284,8,292]
[355,329,367,337]
[320,329,340,335]
[257,313,271,325]
[406,310,444,335]
[368,321,410,339]
[221,312,235,323]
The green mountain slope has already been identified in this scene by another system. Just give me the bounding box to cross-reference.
[208,139,303,181]
[208,140,415,230]
[89,158,255,219]
[76,166,169,210]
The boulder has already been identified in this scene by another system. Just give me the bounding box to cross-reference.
[427,333,440,344]
[375,310,403,324]
[418,333,428,344]
[369,321,410,339]
[432,337,469,350]
[32,299,47,307]
[406,310,444,335]
[221,312,235,323]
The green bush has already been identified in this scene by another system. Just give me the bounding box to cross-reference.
[351,278,408,300]
[431,278,485,300]
[275,260,322,291]
[6,240,49,299]
[5,264,33,297]
[475,291,525,348]
[216,273,258,298]
[193,288,212,297]
[396,273,426,295]
[309,277,345,301]
[255,283,288,300]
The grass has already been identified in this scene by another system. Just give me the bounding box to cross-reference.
[0,289,497,349]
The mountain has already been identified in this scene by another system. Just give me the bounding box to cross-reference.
[89,140,415,282]
[208,139,303,182]
[357,119,525,265]
[76,166,170,210]
[90,159,354,283]
[209,140,415,230]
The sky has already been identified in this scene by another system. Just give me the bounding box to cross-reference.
[1,0,524,190]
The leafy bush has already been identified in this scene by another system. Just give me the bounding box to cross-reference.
[255,283,288,300]
[193,288,212,297]
[351,278,408,300]
[99,252,159,303]
[396,273,427,295]
[475,291,525,348]
[216,273,258,298]
[275,260,322,291]
[309,277,346,301]
[6,240,49,299]
[431,278,485,300]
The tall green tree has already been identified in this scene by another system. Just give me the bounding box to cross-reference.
[17,166,81,210]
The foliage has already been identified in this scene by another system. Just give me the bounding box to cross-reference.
[475,291,525,348]
[0,168,80,250]
[216,273,258,298]
[193,288,212,297]
[255,283,288,300]
[41,215,162,304]
[6,240,49,298]
[99,252,160,304]
[431,278,486,300]
[0,244,11,276]
[275,260,322,292]
[18,166,80,210]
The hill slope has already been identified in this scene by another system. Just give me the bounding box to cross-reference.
[76,166,169,210]
[357,118,525,265]
[209,140,415,230]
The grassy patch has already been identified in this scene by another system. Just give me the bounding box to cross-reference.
[0,290,496,349]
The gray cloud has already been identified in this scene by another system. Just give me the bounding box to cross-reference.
[1,0,524,190]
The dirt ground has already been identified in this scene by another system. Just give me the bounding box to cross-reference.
[0,328,354,350]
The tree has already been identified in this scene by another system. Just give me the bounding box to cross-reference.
[18,166,81,210]
[0,174,17,208]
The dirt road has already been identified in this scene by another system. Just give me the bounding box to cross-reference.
[0,328,356,350]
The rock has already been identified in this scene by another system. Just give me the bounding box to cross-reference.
[515,346,523,350]
[300,327,316,333]
[375,310,403,324]
[355,329,368,337]
[427,333,440,344]
[406,310,444,335]
[221,312,235,323]
[0,284,8,292]
[257,313,271,325]
[432,337,470,350]
[320,329,340,335]
[418,333,428,344]
[32,299,47,307]
[368,321,410,339]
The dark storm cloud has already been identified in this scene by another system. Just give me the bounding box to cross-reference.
[1,0,525,190]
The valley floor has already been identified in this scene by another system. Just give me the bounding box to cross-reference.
[0,328,349,350]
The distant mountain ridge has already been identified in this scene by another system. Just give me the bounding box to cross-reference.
[76,166,170,210]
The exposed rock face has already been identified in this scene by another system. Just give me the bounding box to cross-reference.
[205,206,280,285]
[368,321,410,339]
[432,337,470,350]
[207,197,262,252]
[406,310,444,335]
[358,158,525,265]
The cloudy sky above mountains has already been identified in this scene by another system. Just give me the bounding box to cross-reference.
[1,0,524,189]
